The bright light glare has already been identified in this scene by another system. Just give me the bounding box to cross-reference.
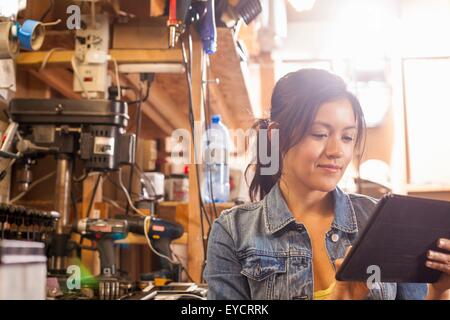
[330,1,399,59]
[288,0,316,12]
[403,59,450,186]
[0,0,27,18]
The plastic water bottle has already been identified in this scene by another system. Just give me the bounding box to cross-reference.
[202,114,230,203]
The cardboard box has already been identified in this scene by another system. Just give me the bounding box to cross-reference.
[113,17,169,50]
[142,139,158,171]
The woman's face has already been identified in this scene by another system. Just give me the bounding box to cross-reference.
[282,98,357,192]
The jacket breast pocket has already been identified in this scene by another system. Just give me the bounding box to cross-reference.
[239,253,287,300]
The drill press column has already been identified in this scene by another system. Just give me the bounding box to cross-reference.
[51,155,72,271]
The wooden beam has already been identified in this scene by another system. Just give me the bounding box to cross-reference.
[149,81,190,130]
[206,68,236,129]
[120,75,174,136]
[259,52,275,118]
[206,68,246,154]
[28,68,81,99]
[236,22,261,58]
[209,28,255,129]
[16,49,183,69]
[125,74,189,130]
[138,104,174,137]
[187,31,207,283]
[150,0,166,16]
[82,174,104,219]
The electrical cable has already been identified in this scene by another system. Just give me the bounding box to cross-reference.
[171,246,195,283]
[85,173,102,218]
[125,86,142,215]
[72,169,88,183]
[181,32,213,282]
[183,38,211,244]
[40,0,54,22]
[106,173,139,197]
[105,174,190,281]
[126,78,151,105]
[126,76,154,215]
[103,196,127,213]
[142,78,151,102]
[40,48,63,71]
[125,164,191,281]
[201,57,219,219]
[10,171,56,204]
[144,216,194,282]
[111,57,121,100]
[144,216,177,264]
[71,189,79,223]
[118,167,146,216]
[0,157,17,182]
[133,163,157,200]
[39,47,67,71]
[182,35,211,227]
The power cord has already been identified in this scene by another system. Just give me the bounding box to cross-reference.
[111,57,121,100]
[85,172,103,218]
[201,56,219,219]
[10,171,56,204]
[181,31,213,282]
[143,216,194,283]
[117,167,146,217]
[125,74,154,215]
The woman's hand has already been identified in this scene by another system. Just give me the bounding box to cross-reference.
[426,238,450,300]
[327,247,369,300]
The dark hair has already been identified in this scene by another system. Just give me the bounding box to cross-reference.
[245,68,366,201]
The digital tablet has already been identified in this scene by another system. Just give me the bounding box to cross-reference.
[335,193,450,283]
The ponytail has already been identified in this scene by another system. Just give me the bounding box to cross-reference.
[245,118,281,202]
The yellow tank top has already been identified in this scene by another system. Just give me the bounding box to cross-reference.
[313,282,336,300]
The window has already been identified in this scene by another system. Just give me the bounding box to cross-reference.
[403,57,450,186]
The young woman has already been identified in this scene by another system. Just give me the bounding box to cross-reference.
[204,69,450,300]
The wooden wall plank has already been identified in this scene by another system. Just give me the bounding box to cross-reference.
[187,31,206,283]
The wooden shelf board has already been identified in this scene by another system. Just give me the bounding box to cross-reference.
[16,49,183,68]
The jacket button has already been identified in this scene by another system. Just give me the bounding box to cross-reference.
[331,233,339,242]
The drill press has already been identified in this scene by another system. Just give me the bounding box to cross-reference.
[8,98,135,276]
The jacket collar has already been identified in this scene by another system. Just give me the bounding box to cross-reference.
[263,182,359,234]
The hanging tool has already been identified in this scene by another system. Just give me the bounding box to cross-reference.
[167,0,192,48]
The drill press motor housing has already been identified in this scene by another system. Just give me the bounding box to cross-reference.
[8,98,135,171]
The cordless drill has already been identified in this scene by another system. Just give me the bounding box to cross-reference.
[116,215,184,282]
[74,216,184,277]
[73,217,145,299]
[74,217,145,276]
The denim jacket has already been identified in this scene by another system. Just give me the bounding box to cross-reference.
[204,183,428,300]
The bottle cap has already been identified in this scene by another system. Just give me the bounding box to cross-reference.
[211,114,221,124]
